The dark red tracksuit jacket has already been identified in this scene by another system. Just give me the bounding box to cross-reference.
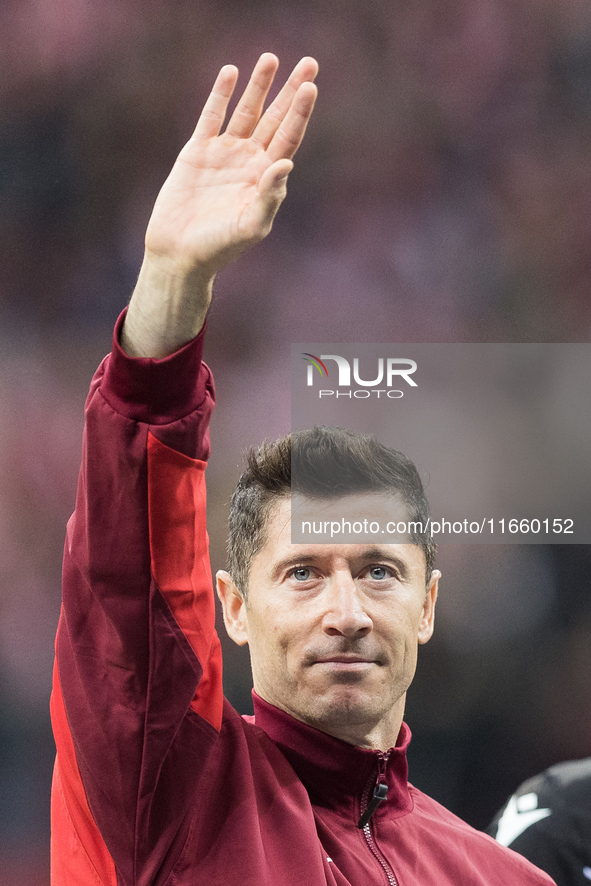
[50,313,556,886]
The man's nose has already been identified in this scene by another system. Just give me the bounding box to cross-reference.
[321,572,373,638]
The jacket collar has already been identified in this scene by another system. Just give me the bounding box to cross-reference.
[252,691,413,822]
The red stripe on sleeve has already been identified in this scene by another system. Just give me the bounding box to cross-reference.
[50,649,118,886]
[147,431,223,731]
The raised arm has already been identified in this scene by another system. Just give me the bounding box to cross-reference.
[51,55,317,886]
[122,53,318,358]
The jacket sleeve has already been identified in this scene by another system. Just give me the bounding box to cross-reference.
[50,310,222,886]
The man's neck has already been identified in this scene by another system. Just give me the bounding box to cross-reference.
[258,693,407,751]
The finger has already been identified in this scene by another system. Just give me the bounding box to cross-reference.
[225,52,279,138]
[250,159,294,232]
[266,81,318,162]
[252,56,318,149]
[193,65,239,140]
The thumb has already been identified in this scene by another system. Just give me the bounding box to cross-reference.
[253,160,294,231]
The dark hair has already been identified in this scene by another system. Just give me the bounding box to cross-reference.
[227,426,436,594]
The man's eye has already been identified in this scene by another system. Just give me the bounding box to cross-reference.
[368,565,390,580]
[292,567,312,581]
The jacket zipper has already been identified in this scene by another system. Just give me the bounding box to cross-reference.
[358,752,398,886]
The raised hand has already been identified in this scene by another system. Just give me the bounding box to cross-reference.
[147,53,318,272]
[123,54,318,357]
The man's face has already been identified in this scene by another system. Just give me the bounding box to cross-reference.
[217,495,439,749]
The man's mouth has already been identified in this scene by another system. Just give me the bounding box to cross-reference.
[312,655,379,669]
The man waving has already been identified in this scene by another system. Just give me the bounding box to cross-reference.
[51,53,556,885]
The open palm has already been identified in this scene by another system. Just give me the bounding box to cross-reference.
[144,54,318,275]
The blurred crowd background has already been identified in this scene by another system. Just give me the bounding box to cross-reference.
[1,1,591,882]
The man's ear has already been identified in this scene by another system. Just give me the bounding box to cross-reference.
[418,569,440,645]
[216,570,249,646]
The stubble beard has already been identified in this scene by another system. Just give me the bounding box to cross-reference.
[298,676,400,735]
